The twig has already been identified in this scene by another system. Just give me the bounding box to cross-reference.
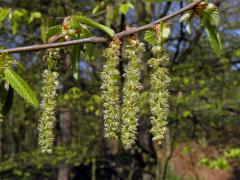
[0,0,202,54]
[0,37,107,53]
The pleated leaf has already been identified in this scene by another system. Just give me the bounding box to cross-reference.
[46,25,62,40]
[3,68,38,107]
[144,30,157,45]
[203,4,221,26]
[204,21,222,56]
[201,8,222,56]
[72,15,115,36]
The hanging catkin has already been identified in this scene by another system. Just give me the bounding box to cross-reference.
[148,25,170,144]
[100,38,122,139]
[121,37,145,149]
[38,48,60,153]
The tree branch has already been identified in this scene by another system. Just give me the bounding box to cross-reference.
[0,0,202,54]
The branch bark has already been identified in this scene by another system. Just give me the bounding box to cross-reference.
[0,0,202,54]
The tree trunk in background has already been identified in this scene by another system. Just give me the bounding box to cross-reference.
[1,114,15,161]
[8,113,15,159]
[57,108,71,180]
[161,129,175,180]
[91,158,96,180]
[153,142,162,180]
[143,173,152,180]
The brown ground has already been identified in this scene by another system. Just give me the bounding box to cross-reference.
[170,143,232,180]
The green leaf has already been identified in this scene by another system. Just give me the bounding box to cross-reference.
[144,23,171,45]
[28,12,41,23]
[209,10,220,26]
[186,19,192,34]
[46,25,62,41]
[10,10,27,34]
[179,11,193,34]
[0,8,9,22]
[204,22,222,56]
[40,18,49,43]
[92,5,100,15]
[3,68,38,107]
[10,15,18,35]
[71,45,81,80]
[14,60,26,71]
[201,12,222,56]
[203,3,221,26]
[106,5,113,27]
[179,11,192,23]
[119,3,134,15]
[72,15,115,36]
[198,4,222,56]
[160,23,171,39]
[144,30,157,45]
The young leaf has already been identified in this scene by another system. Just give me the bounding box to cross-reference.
[28,11,41,23]
[10,15,18,35]
[144,24,171,46]
[179,11,193,34]
[144,30,157,45]
[72,15,115,36]
[203,3,221,26]
[204,21,222,56]
[106,5,113,27]
[3,68,38,107]
[160,23,171,39]
[92,5,100,15]
[201,5,222,56]
[120,3,134,15]
[46,25,62,41]
[10,10,27,34]
[179,11,192,23]
[13,60,26,71]
[186,21,192,34]
[0,8,9,22]
[71,45,81,80]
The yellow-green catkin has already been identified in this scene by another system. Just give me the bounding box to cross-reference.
[121,38,145,149]
[148,32,170,144]
[38,48,60,153]
[100,38,122,140]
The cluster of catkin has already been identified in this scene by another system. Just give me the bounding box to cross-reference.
[38,26,170,152]
[38,48,60,153]
[101,30,170,149]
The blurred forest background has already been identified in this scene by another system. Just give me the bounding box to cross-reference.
[0,0,240,179]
